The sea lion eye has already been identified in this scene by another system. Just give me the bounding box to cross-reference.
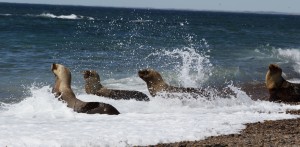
[144,70,150,75]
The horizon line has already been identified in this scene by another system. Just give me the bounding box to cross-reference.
[1,2,300,16]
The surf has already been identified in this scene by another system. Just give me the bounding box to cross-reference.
[1,47,300,147]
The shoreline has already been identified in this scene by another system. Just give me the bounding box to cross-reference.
[145,89,300,147]
[147,110,300,147]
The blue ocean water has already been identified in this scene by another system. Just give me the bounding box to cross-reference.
[1,3,300,102]
[2,3,300,147]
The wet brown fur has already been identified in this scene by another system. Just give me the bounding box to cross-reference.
[265,64,300,102]
[138,69,207,97]
[83,70,149,101]
[51,63,120,115]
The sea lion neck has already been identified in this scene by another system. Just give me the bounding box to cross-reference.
[56,72,72,88]
[83,70,104,88]
[84,74,104,94]
[146,78,168,97]
[52,64,72,88]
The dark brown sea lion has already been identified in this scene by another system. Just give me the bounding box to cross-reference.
[51,63,120,115]
[138,69,208,97]
[82,70,150,101]
[265,64,300,102]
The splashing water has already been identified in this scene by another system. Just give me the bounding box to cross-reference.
[148,46,212,87]
[277,48,300,74]
[163,47,212,87]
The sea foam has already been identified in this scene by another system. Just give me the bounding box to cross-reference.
[0,84,299,147]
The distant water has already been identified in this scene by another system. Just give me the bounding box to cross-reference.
[1,3,300,146]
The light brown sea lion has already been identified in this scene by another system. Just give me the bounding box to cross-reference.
[51,63,120,115]
[82,70,150,101]
[265,64,300,102]
[138,69,209,97]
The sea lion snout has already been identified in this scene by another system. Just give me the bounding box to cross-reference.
[138,69,150,78]
[269,64,277,70]
[82,70,98,79]
[51,63,57,71]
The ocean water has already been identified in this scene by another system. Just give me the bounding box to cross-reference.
[1,3,300,146]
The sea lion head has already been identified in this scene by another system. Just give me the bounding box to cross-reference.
[138,69,167,96]
[82,70,100,81]
[266,64,284,89]
[268,64,282,75]
[82,70,102,94]
[138,69,164,84]
[51,63,71,83]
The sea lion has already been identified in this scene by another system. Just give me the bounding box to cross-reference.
[138,69,208,97]
[51,63,120,115]
[82,70,150,101]
[265,64,300,102]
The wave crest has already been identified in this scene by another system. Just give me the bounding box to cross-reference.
[38,13,83,20]
[277,48,300,74]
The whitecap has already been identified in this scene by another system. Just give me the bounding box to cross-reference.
[38,13,57,18]
[34,13,94,20]
[57,14,82,20]
[130,19,153,23]
[38,13,82,20]
[0,13,12,16]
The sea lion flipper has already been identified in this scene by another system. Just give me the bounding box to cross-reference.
[115,90,150,101]
[82,102,120,115]
[269,90,279,102]
[80,102,99,113]
[292,84,300,95]
[53,91,62,98]
[136,92,150,101]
